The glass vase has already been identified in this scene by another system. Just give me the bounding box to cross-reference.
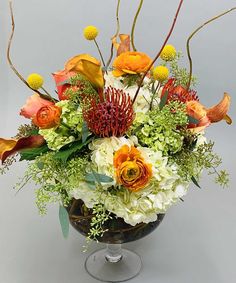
[68,199,165,282]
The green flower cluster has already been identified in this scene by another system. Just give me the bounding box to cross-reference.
[39,100,83,151]
[134,102,188,155]
[17,152,89,214]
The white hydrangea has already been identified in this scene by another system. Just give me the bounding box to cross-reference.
[104,72,160,114]
[70,136,190,226]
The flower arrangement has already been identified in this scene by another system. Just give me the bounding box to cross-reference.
[1,1,234,243]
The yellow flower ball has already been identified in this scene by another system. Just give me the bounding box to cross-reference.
[27,73,44,90]
[83,25,99,40]
[152,66,169,82]
[160,45,176,61]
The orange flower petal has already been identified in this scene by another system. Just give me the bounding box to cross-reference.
[0,135,45,164]
[65,54,104,89]
[207,93,231,123]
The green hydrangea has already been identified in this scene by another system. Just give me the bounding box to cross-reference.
[56,100,83,132]
[39,129,75,151]
[39,100,84,151]
[133,101,188,155]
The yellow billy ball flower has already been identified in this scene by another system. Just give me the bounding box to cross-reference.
[27,73,44,90]
[160,45,176,61]
[152,66,169,82]
[83,25,99,40]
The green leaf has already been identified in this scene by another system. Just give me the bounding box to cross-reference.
[57,79,70,86]
[191,176,201,188]
[53,138,92,163]
[59,205,69,239]
[20,144,49,161]
[188,115,199,124]
[36,162,44,170]
[82,122,90,143]
[85,172,113,183]
[159,91,168,110]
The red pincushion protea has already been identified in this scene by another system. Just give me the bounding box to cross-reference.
[83,87,135,137]
[161,78,199,103]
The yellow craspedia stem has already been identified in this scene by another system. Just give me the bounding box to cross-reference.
[152,66,169,82]
[160,45,176,61]
[83,25,99,40]
[27,73,44,90]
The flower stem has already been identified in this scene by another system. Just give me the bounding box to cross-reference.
[94,39,106,68]
[131,0,144,51]
[7,1,55,102]
[41,87,57,103]
[106,0,121,69]
[132,0,184,105]
[186,7,236,91]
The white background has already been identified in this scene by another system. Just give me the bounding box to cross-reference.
[0,0,236,282]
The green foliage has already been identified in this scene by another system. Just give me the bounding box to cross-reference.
[159,91,168,110]
[120,74,141,88]
[53,138,92,163]
[0,155,17,175]
[133,101,188,155]
[20,144,49,161]
[84,172,113,184]
[162,52,197,88]
[66,74,98,105]
[14,124,38,139]
[87,204,112,241]
[171,141,230,188]
[59,205,70,238]
[15,152,89,214]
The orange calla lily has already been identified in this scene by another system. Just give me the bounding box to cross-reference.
[65,54,104,89]
[187,92,232,133]
[0,135,45,164]
[112,34,130,56]
[206,92,231,124]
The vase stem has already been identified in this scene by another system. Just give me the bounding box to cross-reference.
[105,244,123,263]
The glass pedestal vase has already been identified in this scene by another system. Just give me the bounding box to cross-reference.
[68,199,165,282]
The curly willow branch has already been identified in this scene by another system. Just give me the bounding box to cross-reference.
[7,1,54,102]
[131,0,144,51]
[132,0,184,104]
[105,0,121,69]
[186,7,236,90]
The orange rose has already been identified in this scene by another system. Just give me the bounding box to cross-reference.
[112,51,152,77]
[114,145,152,191]
[20,94,54,119]
[32,105,62,129]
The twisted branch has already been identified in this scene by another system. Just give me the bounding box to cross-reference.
[105,0,121,69]
[131,0,144,51]
[132,0,184,104]
[7,1,54,102]
[186,7,236,90]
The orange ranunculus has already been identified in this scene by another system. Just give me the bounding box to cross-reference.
[186,93,232,132]
[20,94,54,119]
[52,69,78,100]
[114,145,152,192]
[112,51,152,77]
[0,135,45,164]
[65,54,104,89]
[32,105,62,129]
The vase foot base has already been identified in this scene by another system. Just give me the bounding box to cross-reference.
[85,248,142,282]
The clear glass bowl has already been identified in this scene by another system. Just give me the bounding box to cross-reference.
[68,199,165,282]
